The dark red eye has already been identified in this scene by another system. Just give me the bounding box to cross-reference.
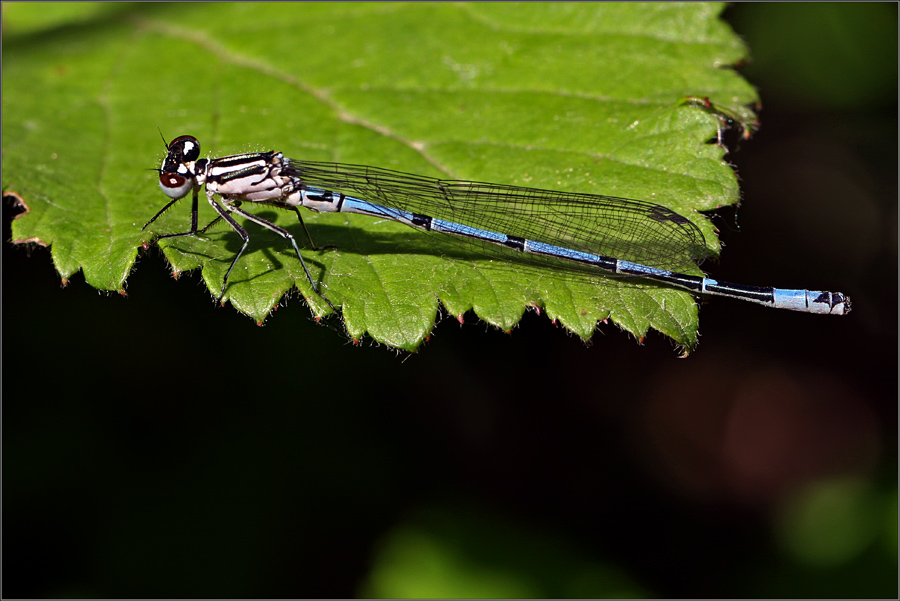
[159,172,191,200]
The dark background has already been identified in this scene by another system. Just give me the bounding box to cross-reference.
[4,3,897,598]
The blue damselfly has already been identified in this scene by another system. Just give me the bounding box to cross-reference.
[143,135,850,316]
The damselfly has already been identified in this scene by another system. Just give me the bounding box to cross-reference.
[143,135,850,316]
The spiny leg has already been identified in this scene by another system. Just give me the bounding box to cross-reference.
[206,199,251,303]
[142,186,224,244]
[224,203,337,313]
[151,215,225,243]
[255,200,335,252]
[289,206,335,252]
[142,185,201,239]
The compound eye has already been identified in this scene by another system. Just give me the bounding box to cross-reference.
[159,172,192,199]
[168,135,201,162]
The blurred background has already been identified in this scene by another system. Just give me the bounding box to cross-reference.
[4,3,896,598]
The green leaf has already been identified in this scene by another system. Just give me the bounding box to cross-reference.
[2,2,757,351]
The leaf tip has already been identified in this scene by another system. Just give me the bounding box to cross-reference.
[4,191,30,220]
[11,236,49,247]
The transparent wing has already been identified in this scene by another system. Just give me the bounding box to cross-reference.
[286,160,710,273]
